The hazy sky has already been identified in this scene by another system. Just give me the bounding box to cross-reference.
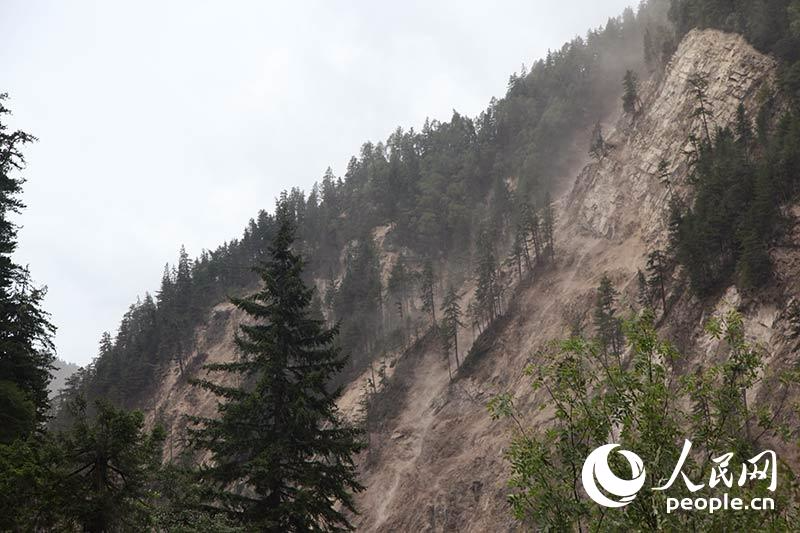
[1,0,633,366]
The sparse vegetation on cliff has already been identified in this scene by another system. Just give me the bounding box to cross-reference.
[491,311,800,530]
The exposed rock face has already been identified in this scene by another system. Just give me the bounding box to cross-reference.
[349,29,783,532]
[143,302,244,457]
[141,29,794,531]
[568,29,775,244]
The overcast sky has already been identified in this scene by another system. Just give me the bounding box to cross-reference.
[1,0,633,366]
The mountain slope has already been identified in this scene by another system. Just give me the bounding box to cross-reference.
[130,27,794,531]
[56,3,672,426]
[346,28,785,531]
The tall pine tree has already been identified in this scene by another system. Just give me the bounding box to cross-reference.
[441,286,464,369]
[190,201,364,531]
[0,94,55,440]
[418,259,436,327]
[593,274,623,360]
[646,249,669,313]
[622,70,640,116]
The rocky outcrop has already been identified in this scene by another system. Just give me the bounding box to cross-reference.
[568,29,776,244]
[143,302,244,458]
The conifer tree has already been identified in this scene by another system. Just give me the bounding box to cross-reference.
[466,300,481,337]
[190,203,364,531]
[622,70,640,116]
[673,124,758,293]
[323,267,338,314]
[173,245,195,374]
[737,224,771,288]
[0,94,55,439]
[156,263,178,368]
[521,201,542,264]
[54,399,165,532]
[657,158,672,191]
[441,286,465,368]
[589,122,611,161]
[636,269,650,308]
[593,274,623,359]
[667,196,685,251]
[387,254,411,324]
[688,73,713,142]
[418,259,436,327]
[475,234,500,324]
[646,249,668,313]
[643,26,656,70]
[334,235,383,361]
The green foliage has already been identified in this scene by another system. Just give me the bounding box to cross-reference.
[441,285,464,369]
[2,399,169,531]
[52,399,165,532]
[387,254,412,322]
[0,94,55,439]
[511,199,545,274]
[418,259,436,327]
[643,17,676,73]
[0,95,58,530]
[55,204,281,415]
[0,436,61,530]
[589,122,612,161]
[474,230,502,327]
[189,204,364,531]
[646,249,669,313]
[688,73,713,142]
[672,115,778,293]
[492,310,800,530]
[334,234,384,365]
[593,274,624,358]
[151,462,245,532]
[667,0,800,294]
[669,0,799,57]
[622,69,640,115]
[58,212,280,414]
[636,269,650,308]
[0,379,35,442]
[1,402,234,532]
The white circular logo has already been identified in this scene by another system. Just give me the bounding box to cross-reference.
[581,444,646,508]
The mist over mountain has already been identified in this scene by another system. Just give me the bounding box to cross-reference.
[47,358,79,399]
[3,0,800,530]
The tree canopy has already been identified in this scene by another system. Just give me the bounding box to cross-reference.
[190,203,364,531]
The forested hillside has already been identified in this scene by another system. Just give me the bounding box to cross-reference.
[4,0,800,530]
[53,1,670,418]
[57,0,800,425]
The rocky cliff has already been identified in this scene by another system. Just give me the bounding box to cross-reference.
[142,29,795,531]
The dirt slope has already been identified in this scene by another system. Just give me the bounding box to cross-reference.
[348,29,781,531]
